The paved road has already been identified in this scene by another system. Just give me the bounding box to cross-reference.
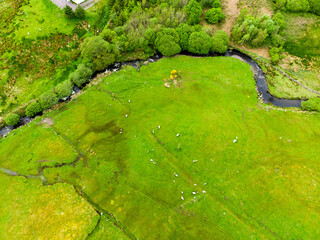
[50,0,96,10]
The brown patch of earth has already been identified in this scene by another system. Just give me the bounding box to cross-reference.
[38,118,54,127]
[221,0,240,35]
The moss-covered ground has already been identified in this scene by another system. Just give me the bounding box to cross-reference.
[1,56,320,239]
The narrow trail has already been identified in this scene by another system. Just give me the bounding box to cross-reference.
[221,0,240,35]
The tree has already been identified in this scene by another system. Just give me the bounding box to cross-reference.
[155,28,181,56]
[5,113,20,126]
[100,28,117,42]
[176,23,197,51]
[69,64,93,87]
[64,6,75,19]
[286,0,310,12]
[205,8,225,24]
[188,31,212,54]
[185,0,202,25]
[211,30,229,54]
[75,5,86,19]
[81,36,117,71]
[26,102,42,117]
[54,80,74,99]
[38,92,58,110]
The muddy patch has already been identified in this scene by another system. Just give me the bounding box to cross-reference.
[39,118,54,127]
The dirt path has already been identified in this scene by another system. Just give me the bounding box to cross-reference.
[221,0,240,35]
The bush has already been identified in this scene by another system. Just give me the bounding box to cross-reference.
[308,0,320,15]
[176,23,198,51]
[155,28,181,56]
[55,80,74,99]
[269,47,281,64]
[5,113,20,126]
[75,5,86,19]
[188,31,212,54]
[211,30,229,54]
[81,36,117,71]
[26,101,42,117]
[64,6,74,19]
[205,8,225,24]
[69,64,93,87]
[100,28,117,42]
[185,0,203,25]
[38,92,58,110]
[302,98,320,112]
[286,0,310,12]
[202,0,221,8]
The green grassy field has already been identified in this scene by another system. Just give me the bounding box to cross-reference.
[1,56,320,239]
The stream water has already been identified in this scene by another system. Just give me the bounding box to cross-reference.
[0,50,304,137]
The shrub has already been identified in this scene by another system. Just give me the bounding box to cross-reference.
[64,6,74,18]
[205,8,225,24]
[286,0,310,12]
[176,23,199,51]
[155,28,181,56]
[55,80,74,99]
[100,28,117,42]
[185,0,202,25]
[188,31,212,54]
[302,98,320,112]
[308,0,320,15]
[5,113,20,126]
[211,30,229,54]
[81,36,117,71]
[26,101,42,117]
[38,92,58,110]
[269,47,281,64]
[75,5,86,19]
[69,64,93,87]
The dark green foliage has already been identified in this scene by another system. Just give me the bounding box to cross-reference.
[38,92,58,110]
[211,30,229,53]
[205,8,225,24]
[302,98,320,112]
[269,47,281,64]
[69,64,93,87]
[286,0,309,12]
[201,0,221,8]
[100,28,117,42]
[64,6,74,19]
[273,0,319,15]
[26,102,42,117]
[54,80,74,99]
[188,31,212,54]
[185,0,203,25]
[211,0,221,8]
[5,113,20,126]
[308,0,320,15]
[75,5,86,19]
[176,23,198,51]
[231,8,284,48]
[155,28,181,56]
[81,36,116,71]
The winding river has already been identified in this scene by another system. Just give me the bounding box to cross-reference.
[0,50,304,137]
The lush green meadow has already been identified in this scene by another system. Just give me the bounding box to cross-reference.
[1,56,320,239]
